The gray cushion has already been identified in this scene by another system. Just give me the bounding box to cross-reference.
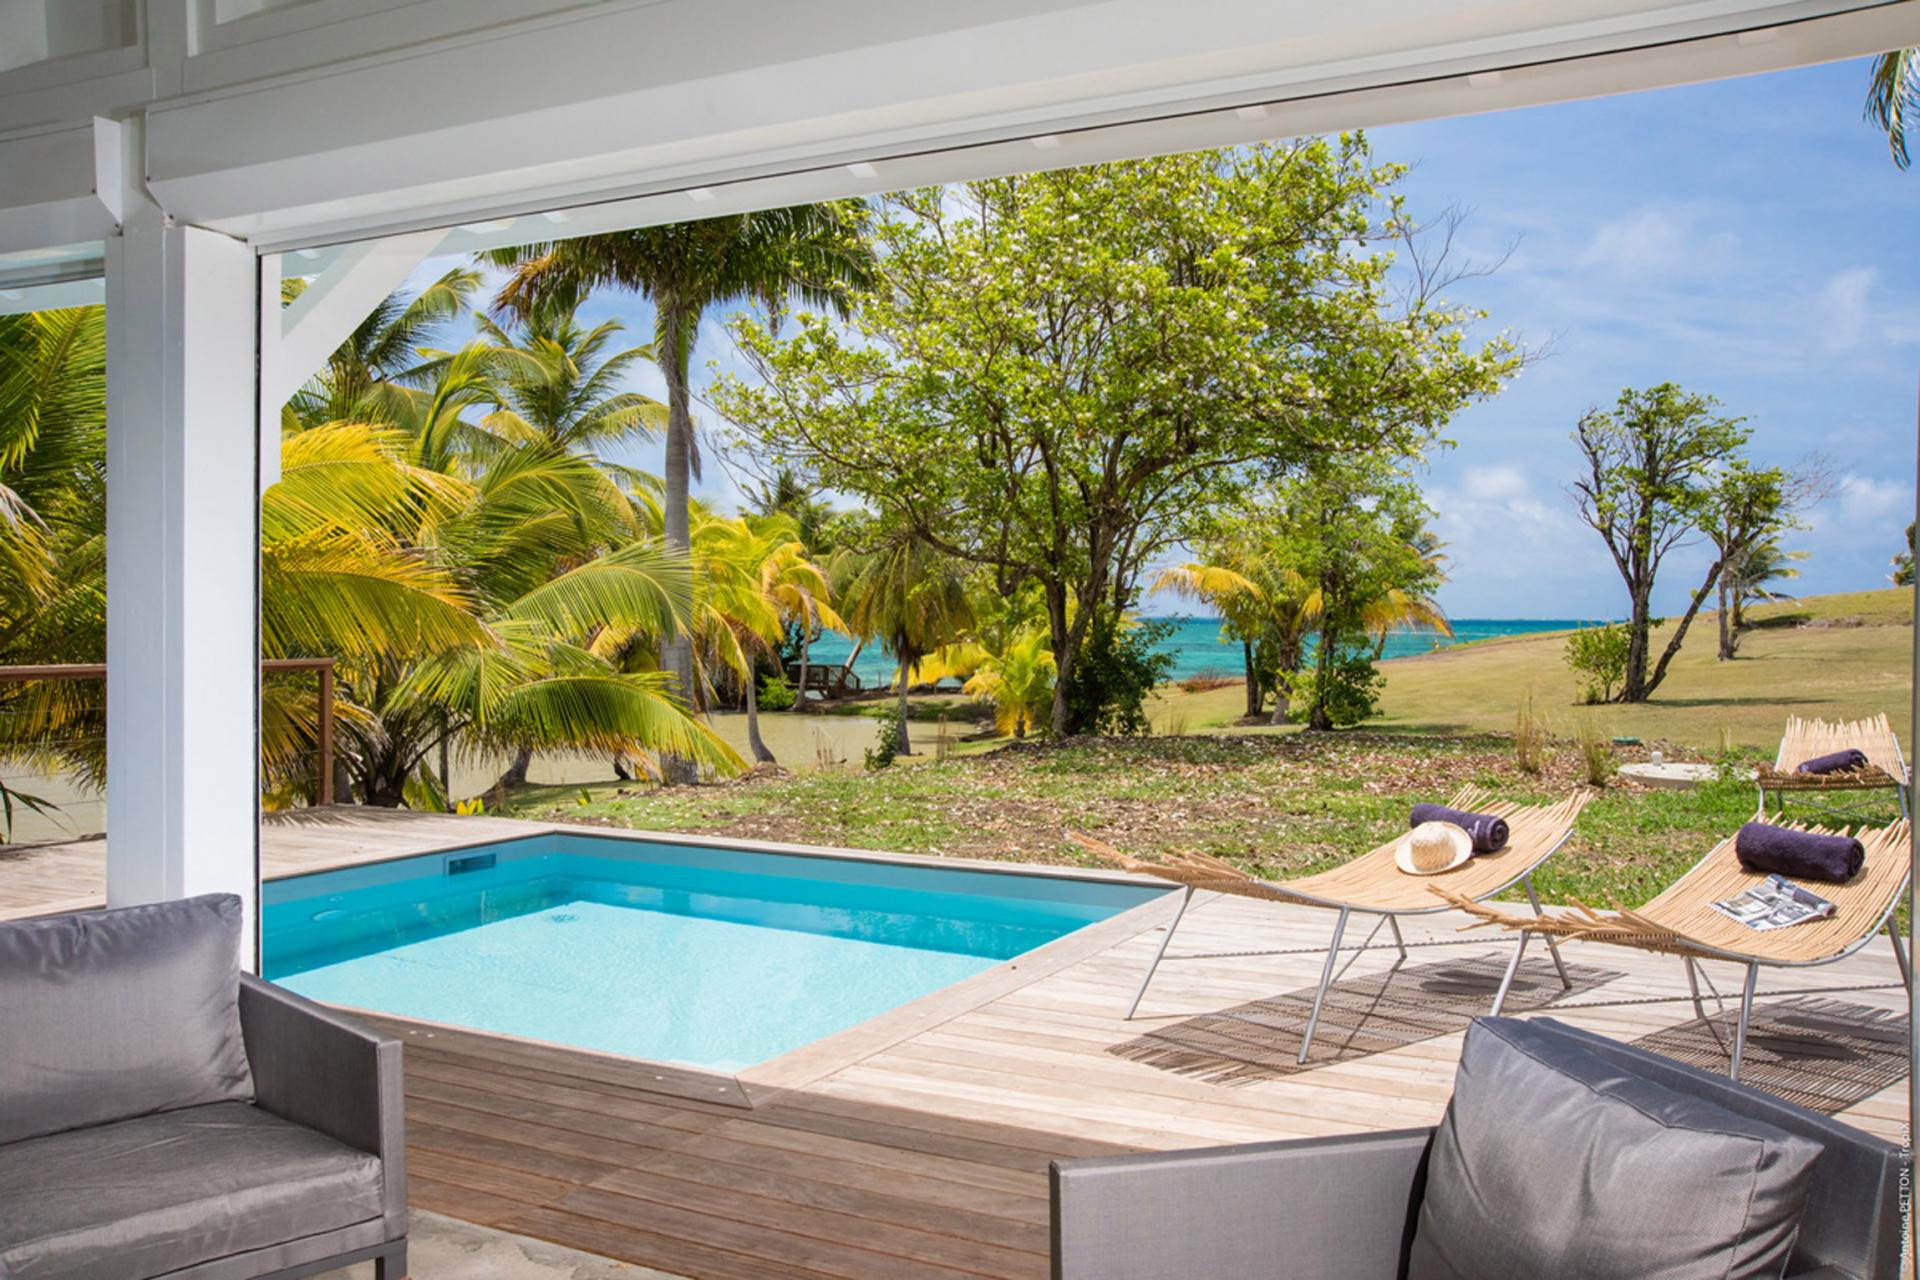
[0,1101,383,1280]
[0,894,253,1145]
[1409,1017,1823,1280]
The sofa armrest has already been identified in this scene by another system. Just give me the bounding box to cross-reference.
[1051,1127,1434,1280]
[238,974,406,1234]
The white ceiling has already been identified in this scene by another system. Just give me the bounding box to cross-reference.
[0,0,1914,265]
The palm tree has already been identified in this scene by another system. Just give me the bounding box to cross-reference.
[473,297,667,508]
[1153,554,1323,721]
[745,468,842,705]
[1153,560,1272,718]
[1866,48,1918,169]
[685,511,840,764]
[835,535,974,756]
[286,267,480,430]
[922,628,1056,739]
[486,203,875,779]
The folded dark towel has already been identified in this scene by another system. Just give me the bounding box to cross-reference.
[1796,748,1870,776]
[1735,821,1864,883]
[1411,803,1509,854]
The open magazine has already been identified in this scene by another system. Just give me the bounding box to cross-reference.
[1709,875,1837,931]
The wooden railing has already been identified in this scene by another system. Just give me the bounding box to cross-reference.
[0,658,338,804]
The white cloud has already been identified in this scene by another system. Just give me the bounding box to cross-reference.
[1810,266,1878,354]
[1823,473,1907,525]
[1579,203,1739,277]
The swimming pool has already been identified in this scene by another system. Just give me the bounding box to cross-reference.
[262,833,1165,1073]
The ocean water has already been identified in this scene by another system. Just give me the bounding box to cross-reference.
[803,616,1588,688]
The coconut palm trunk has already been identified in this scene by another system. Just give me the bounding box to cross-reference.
[743,670,775,764]
[795,622,813,709]
[895,656,914,756]
[1242,640,1261,718]
[659,300,699,783]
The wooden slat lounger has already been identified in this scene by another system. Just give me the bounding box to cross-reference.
[1756,714,1910,819]
[1441,819,1910,1080]
[1073,788,1593,1063]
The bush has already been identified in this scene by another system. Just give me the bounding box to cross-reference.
[1289,650,1384,728]
[864,715,903,770]
[758,673,796,712]
[1564,623,1630,704]
[1063,615,1174,737]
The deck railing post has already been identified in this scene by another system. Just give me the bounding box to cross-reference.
[317,660,334,806]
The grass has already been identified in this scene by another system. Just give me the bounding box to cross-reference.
[508,731,1905,912]
[502,587,1909,917]
[1153,588,1913,752]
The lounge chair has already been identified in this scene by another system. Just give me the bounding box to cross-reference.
[1072,788,1592,1062]
[1757,714,1910,819]
[1442,819,1909,1081]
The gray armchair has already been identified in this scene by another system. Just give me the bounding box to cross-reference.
[0,894,407,1280]
[1052,1017,1904,1280]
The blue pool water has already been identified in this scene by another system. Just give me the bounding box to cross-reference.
[263,834,1163,1072]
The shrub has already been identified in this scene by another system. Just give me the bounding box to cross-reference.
[1288,650,1385,728]
[1063,615,1175,737]
[1514,693,1547,774]
[758,673,797,712]
[865,715,903,770]
[1564,623,1630,704]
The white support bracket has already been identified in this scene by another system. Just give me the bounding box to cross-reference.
[257,228,445,489]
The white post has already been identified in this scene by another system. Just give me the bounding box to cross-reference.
[104,198,261,963]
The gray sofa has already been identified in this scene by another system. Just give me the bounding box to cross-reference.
[1052,1017,1904,1280]
[0,894,407,1280]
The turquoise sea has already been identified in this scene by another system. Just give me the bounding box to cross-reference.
[803,616,1590,688]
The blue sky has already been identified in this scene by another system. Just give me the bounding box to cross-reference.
[420,56,1917,621]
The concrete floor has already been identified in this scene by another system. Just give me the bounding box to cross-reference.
[317,1212,680,1280]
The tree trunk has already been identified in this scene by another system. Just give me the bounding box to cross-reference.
[1643,564,1725,698]
[1045,584,1075,738]
[795,623,812,711]
[744,670,775,764]
[495,747,531,791]
[1618,590,1654,702]
[1308,619,1337,731]
[1242,641,1261,718]
[1716,572,1735,661]
[1269,639,1300,725]
[658,300,698,784]
[895,661,914,756]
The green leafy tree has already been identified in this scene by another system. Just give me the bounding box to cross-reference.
[1703,460,1827,661]
[1569,383,1752,702]
[1273,464,1450,729]
[486,204,876,778]
[714,142,1515,737]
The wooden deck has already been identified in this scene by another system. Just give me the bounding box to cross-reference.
[3,809,1911,1278]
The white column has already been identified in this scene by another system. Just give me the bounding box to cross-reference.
[104,200,261,961]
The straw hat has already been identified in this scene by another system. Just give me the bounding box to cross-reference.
[1395,821,1474,876]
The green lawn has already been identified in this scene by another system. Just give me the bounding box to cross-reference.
[1155,588,1913,752]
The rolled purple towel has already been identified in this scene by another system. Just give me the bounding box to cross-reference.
[1796,748,1870,776]
[1410,803,1509,854]
[1735,821,1864,883]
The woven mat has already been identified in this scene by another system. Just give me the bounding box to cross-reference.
[1631,996,1909,1115]
[1110,952,1621,1085]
